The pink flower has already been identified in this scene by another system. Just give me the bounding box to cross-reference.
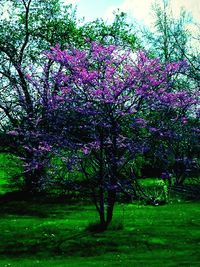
[82,147,90,155]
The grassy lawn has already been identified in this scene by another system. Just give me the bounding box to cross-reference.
[0,197,199,267]
[0,154,199,266]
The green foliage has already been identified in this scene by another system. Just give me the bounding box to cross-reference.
[80,11,137,50]
[0,153,23,193]
[47,154,85,195]
[0,0,79,62]
[145,1,191,62]
[138,178,169,202]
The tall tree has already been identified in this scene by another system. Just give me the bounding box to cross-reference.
[0,0,80,191]
[140,0,200,181]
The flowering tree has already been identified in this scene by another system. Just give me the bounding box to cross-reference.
[8,39,198,226]
[31,41,196,229]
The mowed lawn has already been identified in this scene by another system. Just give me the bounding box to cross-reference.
[0,154,199,266]
[0,197,199,267]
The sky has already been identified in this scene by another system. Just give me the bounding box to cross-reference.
[63,0,200,27]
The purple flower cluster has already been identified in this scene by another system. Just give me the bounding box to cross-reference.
[15,41,199,194]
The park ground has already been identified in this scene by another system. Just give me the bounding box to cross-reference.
[0,196,199,267]
[0,154,199,266]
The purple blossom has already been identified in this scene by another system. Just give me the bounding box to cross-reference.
[14,41,199,214]
[82,147,90,155]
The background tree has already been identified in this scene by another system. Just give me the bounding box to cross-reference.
[80,10,136,49]
[139,0,200,182]
[0,0,80,191]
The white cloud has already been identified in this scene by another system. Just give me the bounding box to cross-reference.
[104,0,200,26]
[63,0,80,5]
[170,0,200,22]
[104,0,154,25]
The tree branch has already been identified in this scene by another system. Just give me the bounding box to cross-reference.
[19,0,32,64]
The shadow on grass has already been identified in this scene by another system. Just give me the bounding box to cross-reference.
[0,193,199,261]
[0,223,169,258]
[0,225,116,257]
[0,198,167,258]
[86,221,124,233]
[0,191,85,218]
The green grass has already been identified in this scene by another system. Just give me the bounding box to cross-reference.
[0,197,199,266]
[0,154,199,266]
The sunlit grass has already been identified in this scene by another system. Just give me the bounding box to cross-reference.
[0,154,199,266]
[0,198,199,266]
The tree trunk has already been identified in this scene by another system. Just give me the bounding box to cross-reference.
[23,168,45,193]
[99,187,106,226]
[105,189,116,227]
